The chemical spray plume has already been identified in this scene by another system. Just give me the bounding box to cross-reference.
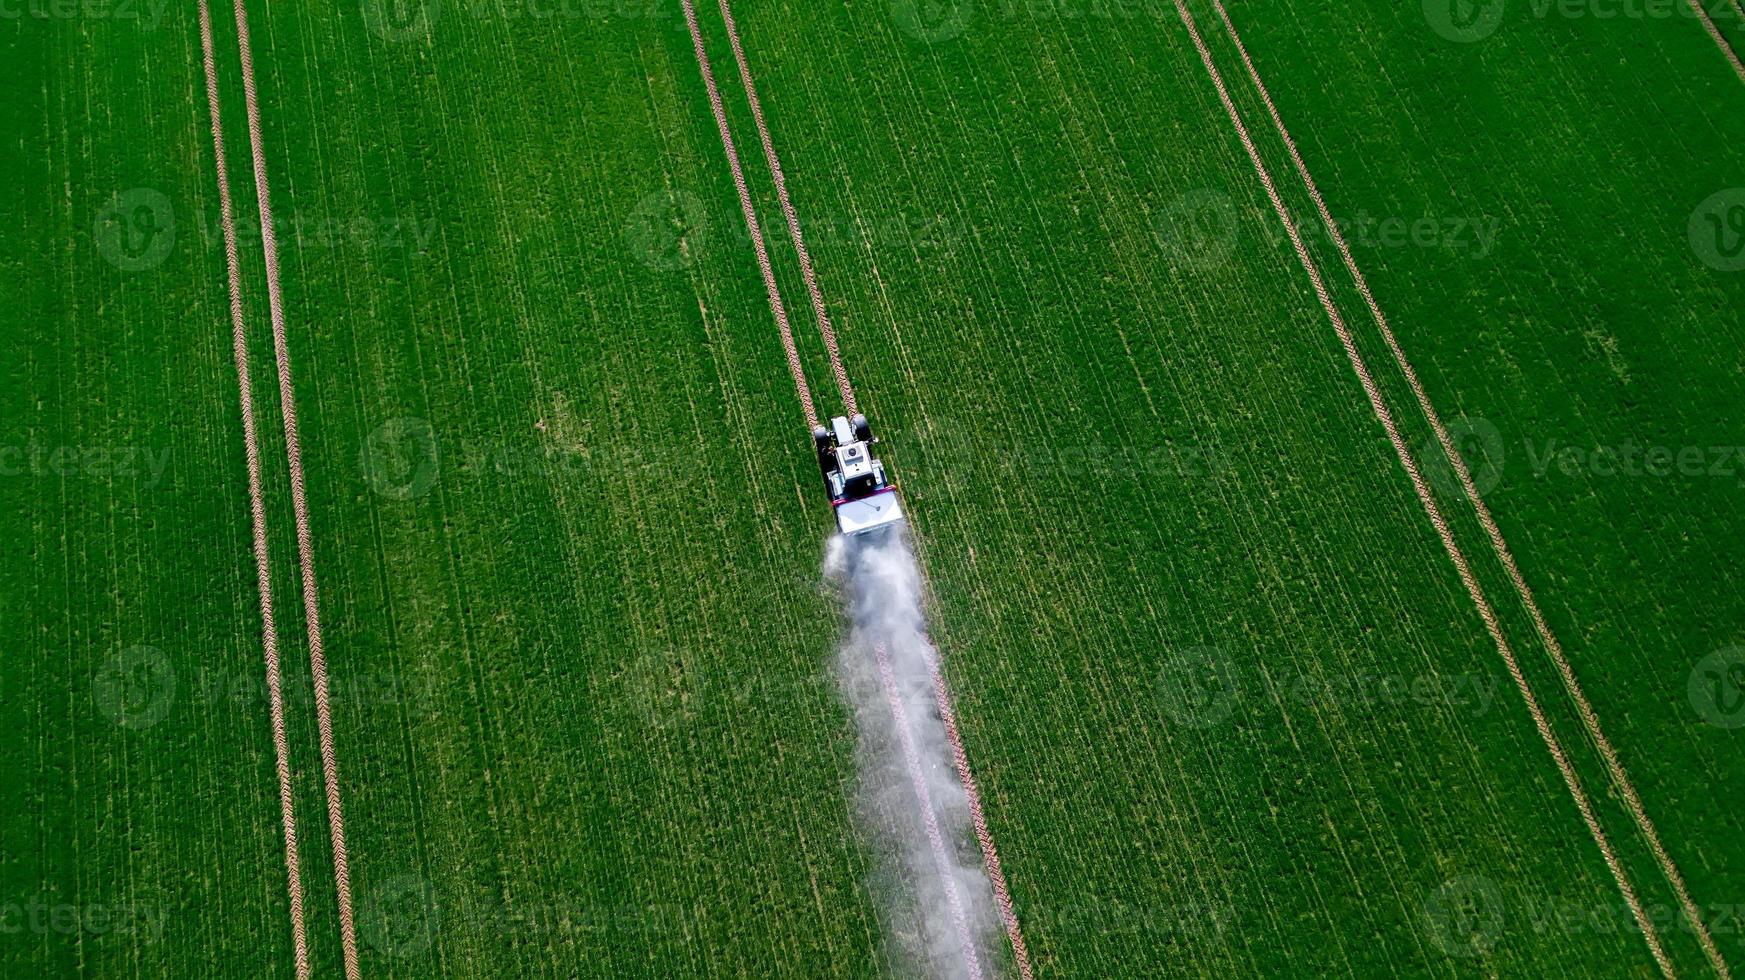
[826,529,998,980]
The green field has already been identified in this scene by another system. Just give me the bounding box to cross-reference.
[4,0,1744,976]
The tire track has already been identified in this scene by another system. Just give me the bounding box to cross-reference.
[196,2,312,975]
[714,0,860,417]
[679,0,821,431]
[1170,2,1675,974]
[1207,3,1731,973]
[875,641,986,980]
[921,648,1035,980]
[1685,0,1745,85]
[226,1,362,974]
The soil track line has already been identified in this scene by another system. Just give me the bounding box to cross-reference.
[197,3,313,976]
[227,1,362,975]
[1686,0,1745,84]
[1171,2,1676,974]
[714,0,860,417]
[922,649,1036,980]
[875,642,986,980]
[679,0,821,430]
[1208,2,1731,973]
